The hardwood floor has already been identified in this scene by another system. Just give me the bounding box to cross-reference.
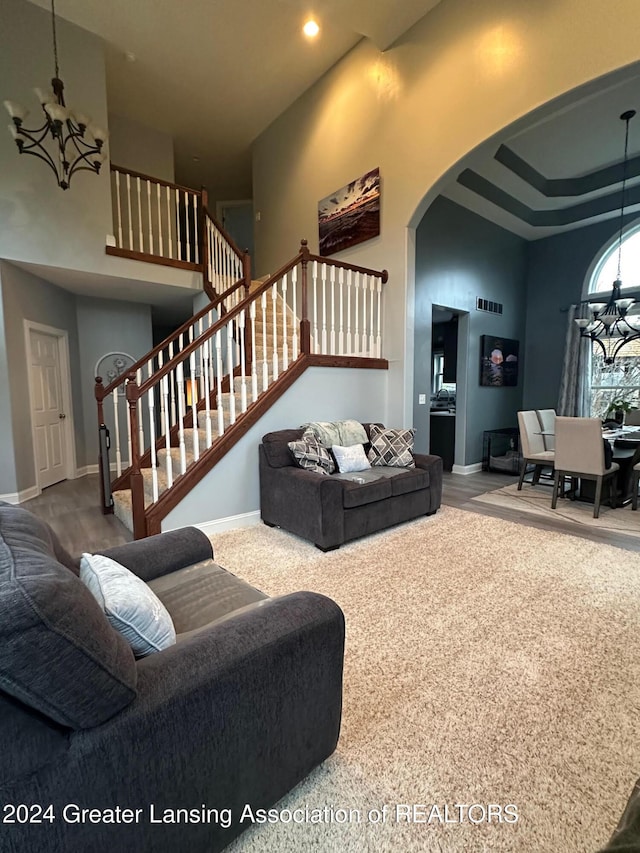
[443,469,640,552]
[20,469,640,555]
[23,475,132,555]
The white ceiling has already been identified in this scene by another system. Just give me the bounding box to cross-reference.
[442,71,640,241]
[28,0,442,198]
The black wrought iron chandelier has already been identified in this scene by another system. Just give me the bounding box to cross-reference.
[3,0,107,190]
[575,109,640,364]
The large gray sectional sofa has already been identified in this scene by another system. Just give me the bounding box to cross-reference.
[0,502,344,853]
[259,422,443,550]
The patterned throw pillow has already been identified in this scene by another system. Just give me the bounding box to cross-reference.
[288,436,336,475]
[367,425,416,468]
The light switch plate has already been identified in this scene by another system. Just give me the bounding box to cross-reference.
[418,394,426,404]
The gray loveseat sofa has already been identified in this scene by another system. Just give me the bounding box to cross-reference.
[0,503,344,853]
[259,422,443,551]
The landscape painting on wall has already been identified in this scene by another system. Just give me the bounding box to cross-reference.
[318,168,380,256]
[480,335,520,387]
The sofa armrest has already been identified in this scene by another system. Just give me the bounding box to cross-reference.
[413,453,443,513]
[97,527,213,582]
[66,591,344,848]
[259,446,345,548]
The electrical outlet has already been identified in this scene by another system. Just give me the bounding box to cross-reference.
[255,211,261,222]
[418,394,426,405]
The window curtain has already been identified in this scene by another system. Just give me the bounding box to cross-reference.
[557,303,590,416]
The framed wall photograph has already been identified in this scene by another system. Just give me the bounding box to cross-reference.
[480,336,519,387]
[318,167,380,257]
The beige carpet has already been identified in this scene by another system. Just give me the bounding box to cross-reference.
[472,481,640,538]
[212,507,640,852]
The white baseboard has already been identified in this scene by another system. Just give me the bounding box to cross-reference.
[173,510,262,536]
[74,463,118,478]
[0,485,40,504]
[451,462,483,476]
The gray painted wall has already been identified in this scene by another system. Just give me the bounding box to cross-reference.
[522,213,640,409]
[414,197,528,465]
[76,296,153,467]
[0,262,84,492]
[163,366,388,529]
[108,115,175,183]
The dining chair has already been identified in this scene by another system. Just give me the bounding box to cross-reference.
[517,410,555,490]
[632,463,640,510]
[551,416,619,519]
[536,408,556,450]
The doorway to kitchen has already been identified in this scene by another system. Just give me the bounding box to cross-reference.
[429,306,460,470]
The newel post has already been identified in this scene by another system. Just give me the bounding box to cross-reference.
[94,376,109,514]
[300,238,311,355]
[126,374,146,540]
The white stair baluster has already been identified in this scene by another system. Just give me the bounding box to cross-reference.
[189,351,199,461]
[147,384,158,502]
[330,265,336,355]
[321,263,327,354]
[198,317,205,401]
[369,275,375,355]
[115,170,123,248]
[184,191,192,261]
[156,183,163,256]
[271,283,279,381]
[112,389,121,476]
[312,260,319,353]
[136,367,144,459]
[192,193,199,264]
[361,273,368,355]
[202,339,212,449]
[215,330,225,436]
[136,176,143,252]
[281,274,289,370]
[346,270,352,355]
[354,272,360,356]
[261,292,269,391]
[176,361,187,474]
[156,352,166,446]
[175,188,182,262]
[376,278,382,357]
[226,319,236,424]
[168,341,176,425]
[250,300,258,402]
[338,268,345,355]
[126,173,133,250]
[166,186,173,259]
[146,180,153,255]
[291,265,298,360]
[239,309,247,412]
[162,373,173,488]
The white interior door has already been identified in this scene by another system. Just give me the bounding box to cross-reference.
[28,329,67,489]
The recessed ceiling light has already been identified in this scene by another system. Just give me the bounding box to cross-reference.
[125,51,136,63]
[192,155,200,162]
[303,19,320,39]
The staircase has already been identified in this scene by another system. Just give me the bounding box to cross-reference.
[98,167,389,538]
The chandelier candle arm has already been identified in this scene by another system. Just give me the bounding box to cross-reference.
[3,0,107,190]
[576,109,639,365]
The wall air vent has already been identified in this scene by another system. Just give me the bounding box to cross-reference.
[476,297,503,315]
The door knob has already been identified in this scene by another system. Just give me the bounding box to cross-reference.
[59,413,66,419]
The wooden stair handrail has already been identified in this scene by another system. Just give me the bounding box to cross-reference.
[96,278,247,398]
[202,205,246,265]
[110,163,203,198]
[134,250,306,398]
[307,252,389,283]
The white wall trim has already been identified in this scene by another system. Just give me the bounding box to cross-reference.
[0,485,40,504]
[451,462,483,475]
[165,510,262,537]
[75,462,118,478]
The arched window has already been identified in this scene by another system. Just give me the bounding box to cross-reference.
[588,222,640,418]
